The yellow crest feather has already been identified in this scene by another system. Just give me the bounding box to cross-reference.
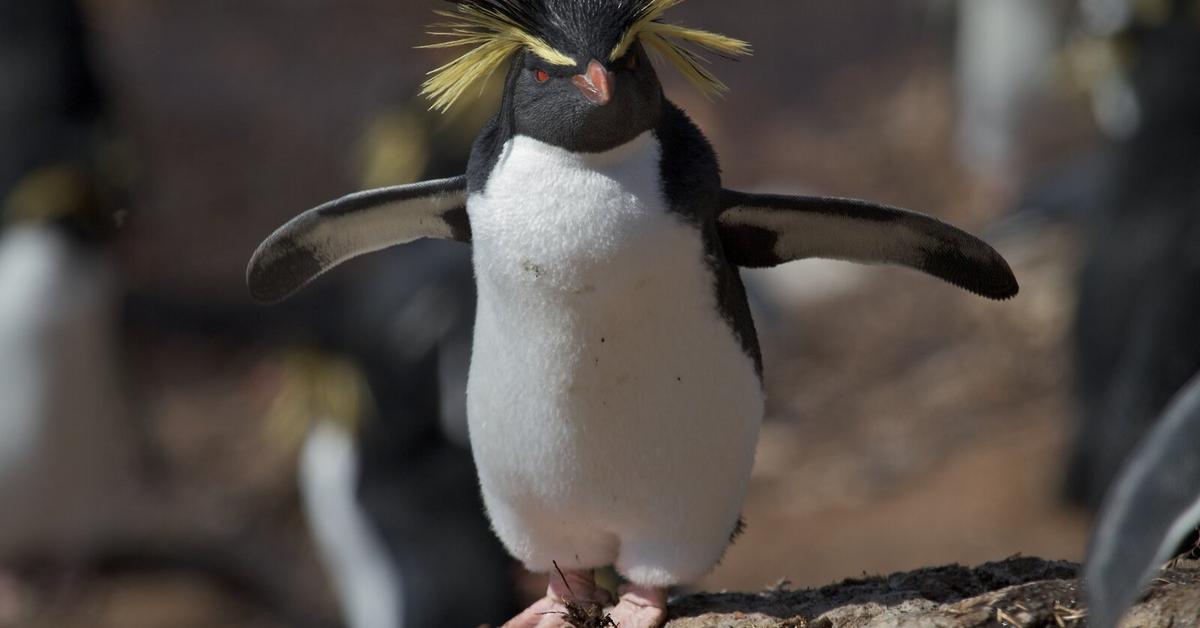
[420,0,752,111]
[420,5,575,112]
[610,0,751,98]
[609,0,685,61]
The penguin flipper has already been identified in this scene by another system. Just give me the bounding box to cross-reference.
[717,190,1018,300]
[1084,373,1200,628]
[247,176,470,304]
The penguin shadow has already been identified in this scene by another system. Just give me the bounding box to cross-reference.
[665,557,1078,623]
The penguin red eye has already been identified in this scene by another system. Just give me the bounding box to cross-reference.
[626,53,637,70]
[534,69,550,83]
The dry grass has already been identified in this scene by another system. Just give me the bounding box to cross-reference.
[551,563,616,628]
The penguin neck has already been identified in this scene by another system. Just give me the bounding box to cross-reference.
[506,130,658,170]
[582,130,657,166]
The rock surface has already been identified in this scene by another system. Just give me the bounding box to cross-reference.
[666,557,1200,627]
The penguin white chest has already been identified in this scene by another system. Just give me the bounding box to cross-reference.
[465,132,763,581]
[471,132,682,292]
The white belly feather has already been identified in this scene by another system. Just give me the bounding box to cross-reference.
[465,132,763,584]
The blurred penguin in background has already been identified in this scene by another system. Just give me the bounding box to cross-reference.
[251,88,514,628]
[938,0,1200,513]
[129,89,516,625]
[271,243,514,628]
[0,0,132,562]
[1084,371,1200,628]
[1065,0,1200,512]
[949,0,1060,183]
[0,1,514,622]
[0,6,334,626]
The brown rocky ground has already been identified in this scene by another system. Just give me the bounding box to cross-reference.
[671,558,1200,627]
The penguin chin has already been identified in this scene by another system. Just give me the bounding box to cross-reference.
[523,86,662,154]
[575,101,658,151]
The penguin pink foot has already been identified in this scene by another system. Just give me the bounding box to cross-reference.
[607,585,667,628]
[502,568,613,628]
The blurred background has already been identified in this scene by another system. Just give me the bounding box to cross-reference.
[2,0,1197,626]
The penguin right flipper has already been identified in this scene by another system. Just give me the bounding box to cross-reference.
[247,176,470,304]
[1084,373,1200,628]
[717,190,1019,300]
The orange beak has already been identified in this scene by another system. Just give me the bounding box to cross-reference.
[572,59,613,106]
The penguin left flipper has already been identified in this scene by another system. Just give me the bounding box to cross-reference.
[717,190,1019,300]
[1084,373,1200,628]
[247,176,470,304]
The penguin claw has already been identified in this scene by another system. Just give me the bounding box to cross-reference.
[607,585,667,628]
[503,567,614,628]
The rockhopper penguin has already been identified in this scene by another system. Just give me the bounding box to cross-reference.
[247,1,1019,626]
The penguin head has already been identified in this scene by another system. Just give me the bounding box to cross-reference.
[422,0,750,151]
[508,41,662,153]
